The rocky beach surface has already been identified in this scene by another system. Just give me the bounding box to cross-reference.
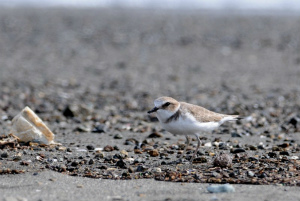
[0,7,300,201]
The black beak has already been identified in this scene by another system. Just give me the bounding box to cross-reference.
[147,107,159,114]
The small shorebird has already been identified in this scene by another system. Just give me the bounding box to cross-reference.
[148,96,242,163]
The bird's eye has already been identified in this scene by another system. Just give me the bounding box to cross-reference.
[164,102,171,107]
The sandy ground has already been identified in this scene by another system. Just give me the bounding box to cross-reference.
[1,170,300,201]
[1,7,300,201]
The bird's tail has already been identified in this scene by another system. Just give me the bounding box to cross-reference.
[233,115,244,121]
[220,115,243,124]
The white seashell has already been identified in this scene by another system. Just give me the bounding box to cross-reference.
[10,106,55,145]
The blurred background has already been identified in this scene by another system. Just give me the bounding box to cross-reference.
[0,0,299,115]
[1,0,300,10]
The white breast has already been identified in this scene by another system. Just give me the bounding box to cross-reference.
[157,111,221,135]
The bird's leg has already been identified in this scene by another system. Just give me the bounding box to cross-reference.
[190,133,201,163]
[179,135,190,161]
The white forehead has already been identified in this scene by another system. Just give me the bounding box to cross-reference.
[154,99,166,107]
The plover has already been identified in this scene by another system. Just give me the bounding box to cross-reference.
[148,96,242,163]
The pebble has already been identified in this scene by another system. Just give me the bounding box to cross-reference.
[289,156,299,160]
[124,158,134,163]
[207,184,235,193]
[124,138,139,145]
[114,133,123,139]
[148,149,159,157]
[116,159,127,169]
[120,150,128,158]
[104,145,114,152]
[1,151,9,158]
[247,171,255,177]
[152,167,162,173]
[62,106,75,118]
[213,153,232,168]
[204,142,212,147]
[95,148,103,152]
[74,125,90,132]
[279,151,289,156]
[58,146,67,151]
[147,132,163,138]
[86,145,95,151]
[193,156,208,163]
[231,148,246,153]
[136,165,148,172]
[134,148,142,154]
[231,132,242,138]
[92,124,108,133]
[71,161,79,167]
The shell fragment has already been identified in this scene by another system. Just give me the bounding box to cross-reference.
[10,106,56,145]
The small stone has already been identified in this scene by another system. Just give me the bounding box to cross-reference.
[74,125,90,132]
[290,156,299,160]
[120,150,128,158]
[231,132,242,138]
[148,149,159,157]
[95,152,104,159]
[71,161,79,167]
[247,171,255,177]
[257,144,265,150]
[213,153,232,168]
[92,124,108,133]
[86,145,95,151]
[88,159,94,165]
[128,166,135,173]
[207,184,235,193]
[143,139,153,145]
[153,167,162,173]
[204,142,212,147]
[249,145,257,150]
[134,148,142,154]
[63,106,75,118]
[193,156,208,163]
[268,152,277,158]
[104,145,114,152]
[114,133,123,139]
[13,156,22,161]
[116,159,127,169]
[124,138,139,145]
[258,172,268,178]
[231,148,246,153]
[95,148,103,152]
[58,146,67,151]
[136,165,148,172]
[134,158,144,164]
[1,152,9,158]
[272,146,281,151]
[278,143,289,148]
[20,161,29,166]
[289,117,299,128]
[209,152,215,157]
[148,132,163,138]
[58,164,67,172]
[279,151,289,156]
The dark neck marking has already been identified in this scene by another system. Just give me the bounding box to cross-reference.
[165,109,181,123]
